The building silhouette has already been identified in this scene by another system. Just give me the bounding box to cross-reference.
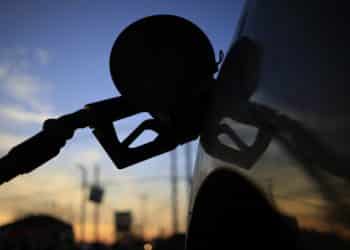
[0,214,75,250]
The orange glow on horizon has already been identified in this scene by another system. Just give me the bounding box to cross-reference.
[276,197,350,240]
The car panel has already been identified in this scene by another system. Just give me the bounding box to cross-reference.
[188,0,350,247]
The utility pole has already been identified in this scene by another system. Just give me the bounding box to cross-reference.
[185,143,193,201]
[185,143,193,226]
[139,193,148,239]
[267,178,275,206]
[68,203,75,225]
[170,149,178,235]
[77,165,87,245]
[93,165,100,243]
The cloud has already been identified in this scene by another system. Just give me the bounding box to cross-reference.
[36,48,50,65]
[2,73,52,111]
[74,148,103,165]
[0,64,10,79]
[0,48,55,124]
[0,105,53,124]
[4,74,39,99]
[0,132,26,152]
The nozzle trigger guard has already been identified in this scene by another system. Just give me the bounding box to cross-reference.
[92,119,177,169]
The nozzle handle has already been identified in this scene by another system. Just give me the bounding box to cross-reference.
[0,109,88,185]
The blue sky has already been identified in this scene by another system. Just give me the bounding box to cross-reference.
[0,0,245,242]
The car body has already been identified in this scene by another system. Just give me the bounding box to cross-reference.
[186,1,350,249]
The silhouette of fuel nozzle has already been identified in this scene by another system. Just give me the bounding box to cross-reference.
[96,15,218,168]
[0,15,218,184]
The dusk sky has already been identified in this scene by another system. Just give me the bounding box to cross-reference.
[0,0,245,243]
[2,0,350,245]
